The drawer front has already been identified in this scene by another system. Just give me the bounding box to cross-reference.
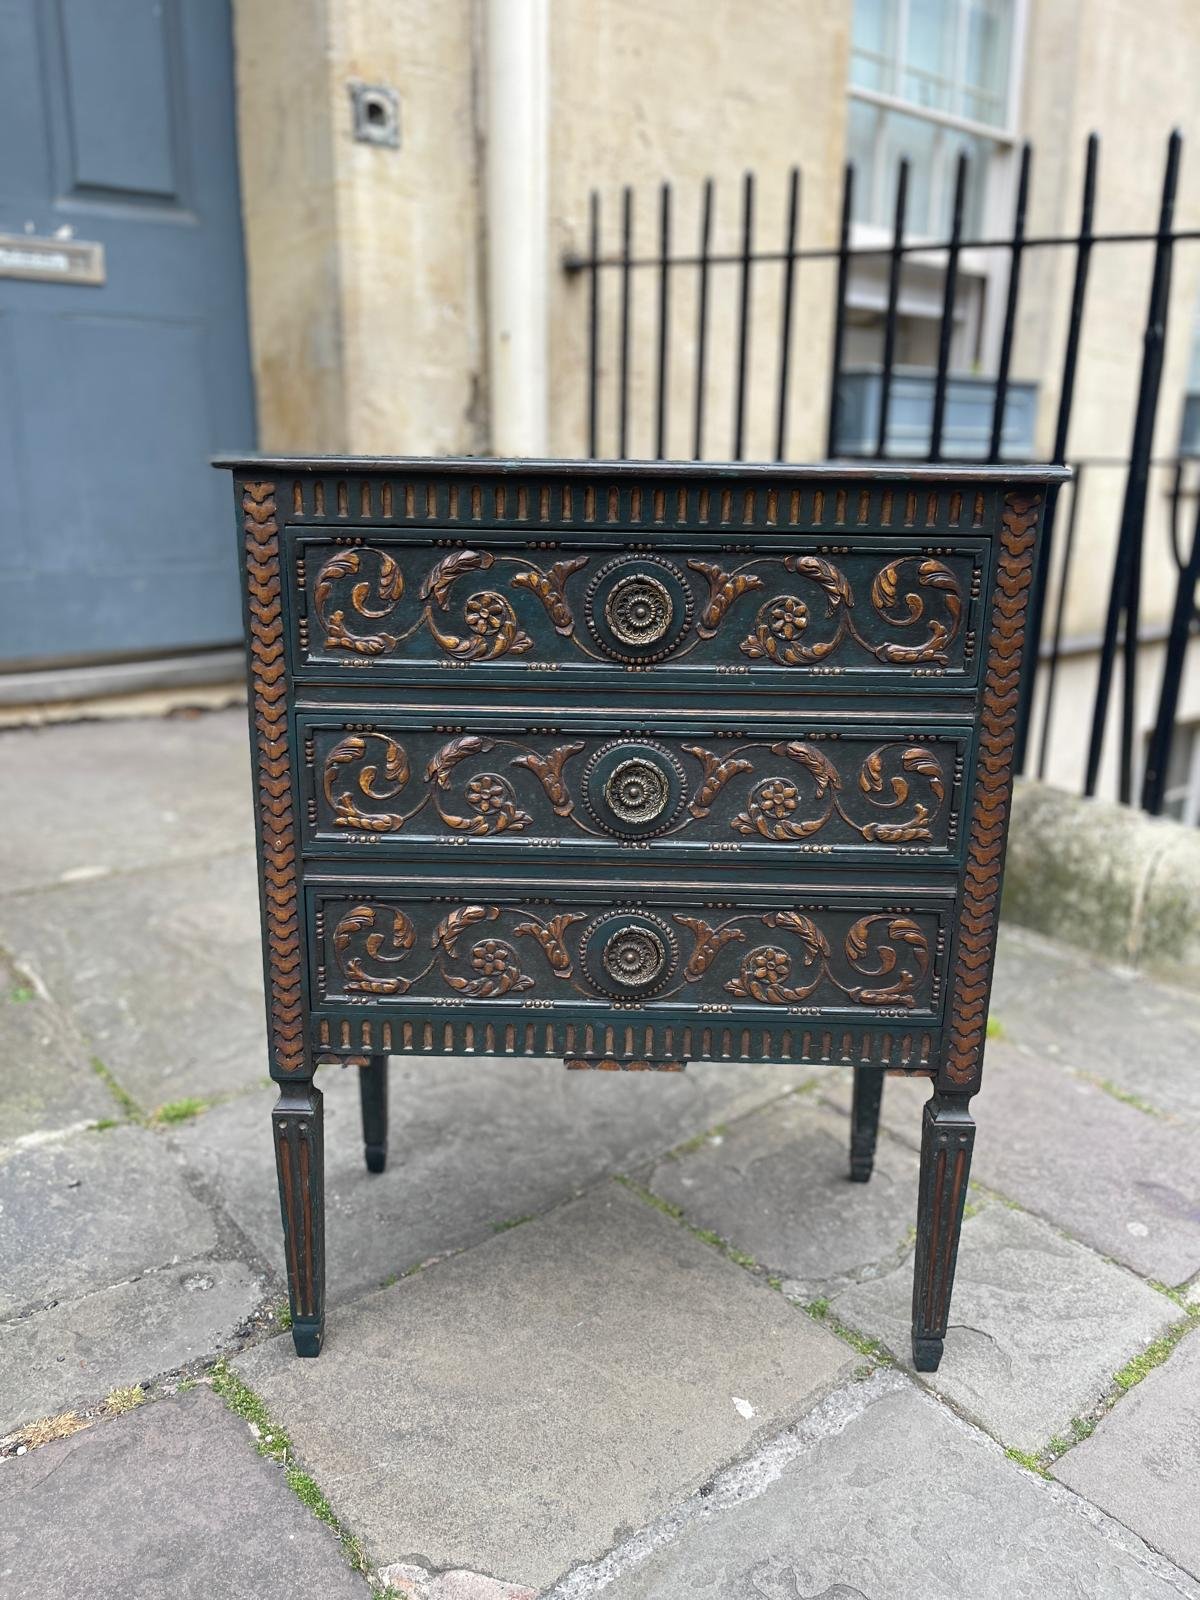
[305,877,954,1070]
[288,530,990,691]
[298,712,972,866]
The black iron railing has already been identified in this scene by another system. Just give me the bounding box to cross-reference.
[564,131,1200,818]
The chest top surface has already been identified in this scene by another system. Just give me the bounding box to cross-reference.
[221,456,1066,1091]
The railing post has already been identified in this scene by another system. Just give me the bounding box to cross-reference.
[586,190,600,460]
[876,159,909,460]
[655,182,672,460]
[988,142,1031,463]
[1142,470,1200,814]
[774,166,801,462]
[732,171,755,460]
[692,177,714,461]
[1014,134,1098,773]
[1035,462,1086,782]
[1084,130,1181,801]
[825,163,853,459]
[617,184,634,460]
[928,152,968,462]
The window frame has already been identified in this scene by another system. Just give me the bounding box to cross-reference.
[845,0,1030,374]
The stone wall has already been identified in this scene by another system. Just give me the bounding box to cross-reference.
[1003,779,1200,989]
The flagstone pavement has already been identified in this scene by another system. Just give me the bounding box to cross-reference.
[1,709,1198,1598]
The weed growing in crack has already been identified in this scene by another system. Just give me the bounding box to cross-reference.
[1005,1446,1049,1478]
[151,1097,209,1126]
[490,1215,534,1234]
[89,1057,143,1123]
[209,1361,371,1579]
[104,1386,144,1416]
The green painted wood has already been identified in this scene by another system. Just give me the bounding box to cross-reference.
[227,457,1065,1361]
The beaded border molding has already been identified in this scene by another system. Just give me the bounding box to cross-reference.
[312,1011,938,1073]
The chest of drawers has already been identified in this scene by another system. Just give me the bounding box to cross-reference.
[221,455,1065,1369]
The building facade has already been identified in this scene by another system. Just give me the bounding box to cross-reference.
[2,0,1197,817]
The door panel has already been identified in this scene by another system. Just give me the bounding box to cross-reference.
[57,0,181,199]
[0,0,256,668]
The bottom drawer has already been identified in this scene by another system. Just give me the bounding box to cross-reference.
[306,877,952,1072]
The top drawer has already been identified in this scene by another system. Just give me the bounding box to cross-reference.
[286,526,990,693]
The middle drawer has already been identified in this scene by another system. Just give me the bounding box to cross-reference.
[296,710,973,868]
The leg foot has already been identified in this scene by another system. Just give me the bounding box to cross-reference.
[273,1080,325,1357]
[911,1090,975,1370]
[912,1335,944,1372]
[849,1066,885,1182]
[359,1053,389,1174]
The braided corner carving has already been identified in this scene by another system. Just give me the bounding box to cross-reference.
[943,490,1040,1088]
[245,482,306,1076]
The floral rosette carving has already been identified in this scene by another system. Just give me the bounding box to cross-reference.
[418,549,533,661]
[427,589,533,661]
[444,937,534,997]
[425,737,532,834]
[732,742,840,839]
[740,556,852,665]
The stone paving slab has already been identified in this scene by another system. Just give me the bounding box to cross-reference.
[1,1258,264,1435]
[0,1125,217,1317]
[830,1202,1177,1453]
[582,1377,1193,1600]
[645,1097,919,1302]
[991,924,1200,1122]
[0,711,252,897]
[1054,1324,1200,1580]
[177,1057,820,1303]
[0,1385,370,1599]
[235,1183,854,1591]
[822,1043,1200,1286]
[0,952,112,1144]
[0,851,268,1106]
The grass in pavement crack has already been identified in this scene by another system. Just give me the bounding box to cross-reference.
[614,1177,757,1266]
[210,1360,374,1582]
[616,1177,892,1366]
[1113,1314,1199,1393]
[1077,1074,1171,1120]
[104,1385,145,1416]
[1004,1446,1050,1478]
[1014,1308,1199,1474]
[490,1214,535,1234]
[803,1298,894,1365]
[150,1096,210,1126]
[89,1056,144,1124]
[613,1174,684,1219]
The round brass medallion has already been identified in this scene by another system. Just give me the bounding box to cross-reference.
[602,925,667,989]
[604,573,674,647]
[604,758,671,824]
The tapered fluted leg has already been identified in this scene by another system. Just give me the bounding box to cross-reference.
[359,1053,389,1174]
[849,1066,885,1182]
[273,1080,325,1357]
[912,1091,975,1371]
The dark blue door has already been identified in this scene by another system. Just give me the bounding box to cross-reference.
[0,0,256,668]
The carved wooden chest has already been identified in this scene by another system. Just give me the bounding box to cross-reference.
[220,456,1065,1368]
